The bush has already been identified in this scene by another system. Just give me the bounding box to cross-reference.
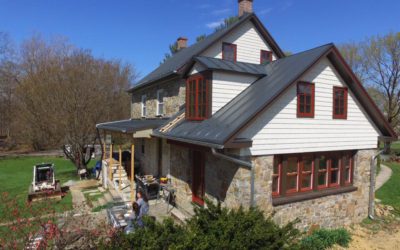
[102,200,302,250]
[299,228,351,250]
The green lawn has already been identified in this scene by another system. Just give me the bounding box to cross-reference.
[376,162,400,213]
[0,156,80,222]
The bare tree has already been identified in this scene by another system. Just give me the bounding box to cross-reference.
[339,32,400,152]
[14,35,136,171]
[0,32,18,142]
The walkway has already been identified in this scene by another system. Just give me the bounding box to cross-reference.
[375,164,392,191]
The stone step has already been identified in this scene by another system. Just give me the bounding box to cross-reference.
[97,197,107,206]
[98,187,105,192]
[171,208,189,224]
[103,192,113,203]
[92,201,99,208]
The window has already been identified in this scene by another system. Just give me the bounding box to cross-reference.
[260,50,272,64]
[343,154,353,185]
[186,73,210,121]
[141,139,145,154]
[333,87,348,119]
[297,82,315,118]
[317,154,328,188]
[156,89,164,116]
[141,95,147,117]
[272,151,355,198]
[300,155,313,191]
[285,156,299,194]
[272,159,281,196]
[222,42,237,62]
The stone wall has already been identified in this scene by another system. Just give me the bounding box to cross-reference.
[131,78,186,119]
[133,138,159,176]
[168,146,375,230]
[169,145,251,215]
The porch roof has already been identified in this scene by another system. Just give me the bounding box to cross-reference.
[96,118,168,134]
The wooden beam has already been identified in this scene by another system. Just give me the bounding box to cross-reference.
[119,145,122,191]
[131,144,135,202]
[109,144,113,188]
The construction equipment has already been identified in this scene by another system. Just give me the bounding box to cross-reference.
[28,163,62,202]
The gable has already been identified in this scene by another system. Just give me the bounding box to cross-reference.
[201,21,278,64]
[238,57,382,155]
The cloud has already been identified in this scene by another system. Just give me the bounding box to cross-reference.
[206,19,224,29]
[211,8,231,15]
[281,1,293,10]
[258,8,272,15]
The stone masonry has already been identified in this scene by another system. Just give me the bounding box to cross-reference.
[131,78,186,119]
[168,147,375,229]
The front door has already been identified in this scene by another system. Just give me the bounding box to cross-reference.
[192,150,205,205]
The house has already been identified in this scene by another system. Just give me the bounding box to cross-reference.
[96,0,396,229]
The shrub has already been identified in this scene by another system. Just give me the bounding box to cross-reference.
[299,228,351,250]
[102,200,302,250]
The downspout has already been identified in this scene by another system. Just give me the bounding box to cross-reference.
[368,150,383,220]
[211,148,255,208]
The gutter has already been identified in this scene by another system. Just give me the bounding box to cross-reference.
[368,150,384,220]
[211,148,255,208]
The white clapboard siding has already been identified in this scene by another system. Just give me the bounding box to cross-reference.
[239,58,381,156]
[212,72,257,114]
[201,21,277,64]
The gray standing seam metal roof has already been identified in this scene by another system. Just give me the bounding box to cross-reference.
[193,56,267,76]
[153,44,334,147]
[96,119,169,133]
[128,13,284,92]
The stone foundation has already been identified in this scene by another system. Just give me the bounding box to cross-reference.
[168,146,375,229]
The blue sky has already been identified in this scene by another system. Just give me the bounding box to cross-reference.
[0,0,399,81]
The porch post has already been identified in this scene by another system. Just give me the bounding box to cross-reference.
[109,144,113,188]
[131,144,135,202]
[119,145,122,191]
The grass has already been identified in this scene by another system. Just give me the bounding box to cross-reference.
[0,156,81,222]
[376,161,400,214]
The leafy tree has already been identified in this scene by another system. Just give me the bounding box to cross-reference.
[214,16,240,32]
[196,34,207,42]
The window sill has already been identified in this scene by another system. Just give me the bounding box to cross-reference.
[272,185,357,206]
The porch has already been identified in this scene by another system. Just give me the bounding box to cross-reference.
[95,118,188,222]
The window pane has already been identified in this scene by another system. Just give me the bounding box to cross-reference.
[303,156,312,172]
[318,172,327,186]
[318,155,327,170]
[223,44,235,61]
[302,174,312,189]
[345,168,350,182]
[287,157,298,173]
[330,170,339,185]
[287,175,297,191]
[273,159,279,174]
[272,176,279,193]
[331,157,339,170]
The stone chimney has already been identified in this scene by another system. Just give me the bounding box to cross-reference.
[238,0,253,17]
[177,37,188,50]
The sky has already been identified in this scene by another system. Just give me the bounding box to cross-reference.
[0,0,399,81]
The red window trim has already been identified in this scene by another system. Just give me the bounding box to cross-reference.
[272,156,281,197]
[185,72,211,121]
[222,42,237,62]
[272,151,355,199]
[333,86,348,119]
[297,82,315,118]
[344,154,353,185]
[260,50,273,64]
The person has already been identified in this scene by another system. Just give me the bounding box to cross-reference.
[124,202,140,234]
[136,189,149,227]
